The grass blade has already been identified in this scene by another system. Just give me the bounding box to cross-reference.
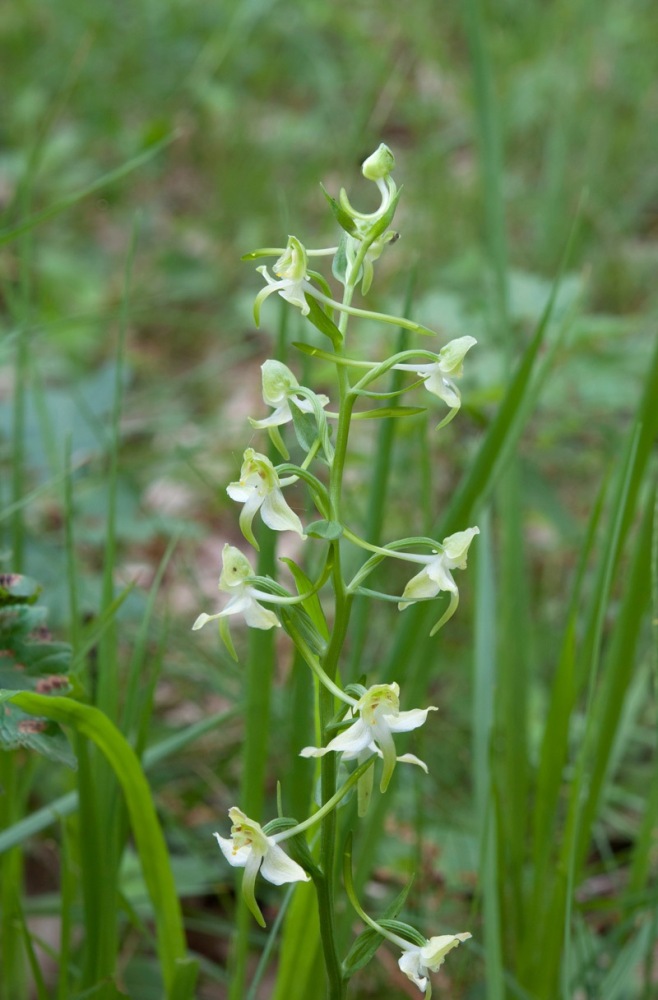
[5,692,198,1000]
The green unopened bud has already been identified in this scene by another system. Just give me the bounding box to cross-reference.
[362,143,395,181]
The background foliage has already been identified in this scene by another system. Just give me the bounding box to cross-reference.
[1,0,657,997]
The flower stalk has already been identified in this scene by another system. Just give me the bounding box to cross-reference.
[194,145,477,998]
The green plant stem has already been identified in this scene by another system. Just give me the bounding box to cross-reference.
[0,752,27,1000]
[314,240,374,999]
[316,547,351,1000]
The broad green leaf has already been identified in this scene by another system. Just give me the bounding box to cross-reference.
[0,578,74,765]
[0,573,41,605]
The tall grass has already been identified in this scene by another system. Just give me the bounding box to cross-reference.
[1,0,656,996]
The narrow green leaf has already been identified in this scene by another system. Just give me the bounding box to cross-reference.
[303,295,342,345]
[271,881,323,1000]
[279,556,330,641]
[473,509,505,999]
[319,183,357,235]
[0,706,238,855]
[6,692,196,1000]
[305,520,343,541]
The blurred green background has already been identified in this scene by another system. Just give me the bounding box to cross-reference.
[2,0,656,607]
[1,0,657,997]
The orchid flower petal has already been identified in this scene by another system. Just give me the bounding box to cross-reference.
[300,717,373,759]
[193,544,281,635]
[423,372,461,407]
[253,239,312,317]
[228,449,304,546]
[397,932,471,993]
[301,682,435,793]
[241,600,281,630]
[399,527,479,611]
[385,706,438,734]
[259,842,309,885]
[260,489,306,538]
[213,806,309,927]
[393,336,476,410]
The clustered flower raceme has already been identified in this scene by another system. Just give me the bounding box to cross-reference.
[194,144,473,993]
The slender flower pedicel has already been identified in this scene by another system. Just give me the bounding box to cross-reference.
[195,145,476,997]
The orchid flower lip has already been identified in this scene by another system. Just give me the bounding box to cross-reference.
[254,361,330,431]
[396,931,472,992]
[213,806,309,928]
[227,448,306,545]
[398,527,480,610]
[300,682,437,791]
[192,543,283,633]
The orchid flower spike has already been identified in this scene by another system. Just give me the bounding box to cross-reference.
[394,336,477,409]
[227,447,305,550]
[301,682,437,793]
[399,527,479,634]
[249,360,329,430]
[397,933,472,995]
[254,235,311,321]
[192,544,280,634]
[214,806,310,927]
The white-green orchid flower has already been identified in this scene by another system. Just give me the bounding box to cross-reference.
[339,713,431,817]
[214,806,310,927]
[192,544,281,634]
[343,229,399,294]
[394,932,472,995]
[394,335,477,409]
[227,447,305,550]
[300,682,437,793]
[254,235,312,318]
[399,527,479,634]
[250,233,437,339]
[249,360,329,430]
